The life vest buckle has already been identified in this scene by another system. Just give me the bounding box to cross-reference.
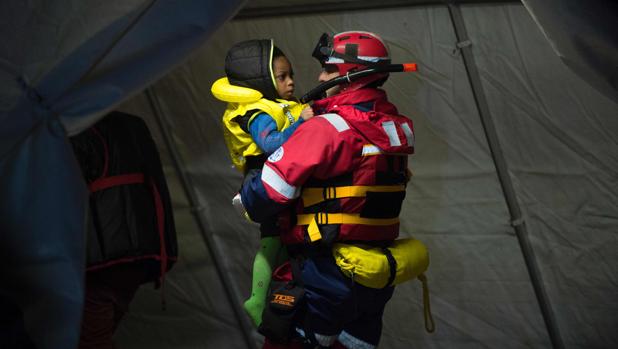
[315,212,329,225]
[322,186,337,201]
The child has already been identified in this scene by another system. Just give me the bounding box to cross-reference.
[211,39,313,326]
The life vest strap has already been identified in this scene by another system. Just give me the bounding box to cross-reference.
[88,173,145,193]
[301,185,405,207]
[296,213,400,242]
[418,273,435,333]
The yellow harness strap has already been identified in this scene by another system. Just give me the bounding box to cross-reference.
[301,185,405,207]
[297,213,400,242]
[418,273,435,333]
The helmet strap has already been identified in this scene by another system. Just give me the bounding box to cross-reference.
[320,47,389,67]
[345,72,352,83]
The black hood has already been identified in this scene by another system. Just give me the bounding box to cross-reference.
[225,39,279,101]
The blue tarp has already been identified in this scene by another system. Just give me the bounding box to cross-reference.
[0,1,244,347]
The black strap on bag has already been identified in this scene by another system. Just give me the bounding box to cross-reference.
[258,257,305,344]
[382,247,397,288]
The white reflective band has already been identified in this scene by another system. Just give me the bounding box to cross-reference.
[338,331,375,349]
[295,328,338,347]
[382,121,401,146]
[401,122,415,146]
[325,56,388,64]
[314,333,337,347]
[261,165,300,200]
[362,144,382,156]
[319,113,349,132]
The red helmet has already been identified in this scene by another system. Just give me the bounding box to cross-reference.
[312,31,391,90]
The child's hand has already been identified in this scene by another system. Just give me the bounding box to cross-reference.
[300,106,314,121]
[232,193,252,222]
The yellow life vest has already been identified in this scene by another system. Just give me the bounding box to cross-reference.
[211,77,307,173]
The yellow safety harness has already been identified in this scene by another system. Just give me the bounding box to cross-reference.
[301,185,405,207]
[297,184,406,242]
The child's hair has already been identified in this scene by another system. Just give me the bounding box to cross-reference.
[225,39,286,101]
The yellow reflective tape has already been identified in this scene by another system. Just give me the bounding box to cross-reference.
[301,185,405,207]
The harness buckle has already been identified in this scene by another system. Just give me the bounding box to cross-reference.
[322,186,336,201]
[315,212,329,225]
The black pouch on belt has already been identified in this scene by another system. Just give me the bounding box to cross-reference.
[258,259,305,343]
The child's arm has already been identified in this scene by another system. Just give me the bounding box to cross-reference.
[249,113,304,154]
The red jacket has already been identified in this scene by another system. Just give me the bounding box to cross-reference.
[258,88,415,245]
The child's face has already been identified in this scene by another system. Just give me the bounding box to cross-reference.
[273,56,295,100]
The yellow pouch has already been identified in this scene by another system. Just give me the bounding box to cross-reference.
[333,238,435,333]
[332,238,429,288]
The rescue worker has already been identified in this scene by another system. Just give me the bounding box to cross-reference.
[240,31,416,349]
[211,39,314,326]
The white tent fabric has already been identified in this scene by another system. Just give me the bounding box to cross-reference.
[2,1,617,349]
[109,2,617,348]
[521,0,618,104]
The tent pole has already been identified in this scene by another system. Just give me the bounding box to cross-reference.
[144,88,257,349]
[233,0,519,19]
[446,3,565,349]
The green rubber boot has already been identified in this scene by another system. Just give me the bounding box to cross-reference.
[243,236,282,327]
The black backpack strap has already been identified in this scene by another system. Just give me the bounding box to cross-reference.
[290,256,305,287]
